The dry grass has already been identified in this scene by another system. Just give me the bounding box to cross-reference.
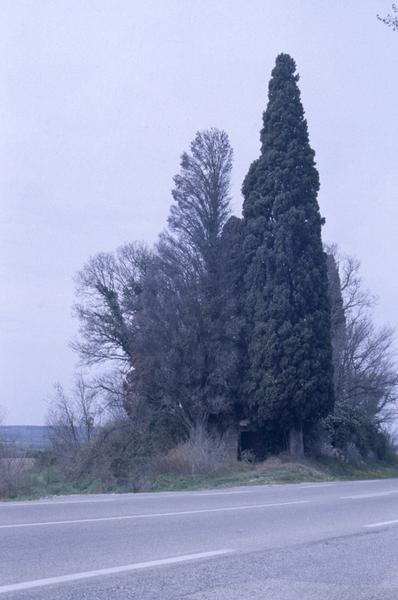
[152,427,236,476]
[0,457,35,496]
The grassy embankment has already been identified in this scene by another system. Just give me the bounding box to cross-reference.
[3,454,398,501]
[149,456,398,492]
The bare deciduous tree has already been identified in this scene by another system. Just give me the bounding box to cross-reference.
[48,375,102,445]
[73,242,151,366]
[378,3,398,30]
[326,245,398,456]
[47,375,105,479]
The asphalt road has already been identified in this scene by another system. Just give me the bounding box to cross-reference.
[2,478,398,599]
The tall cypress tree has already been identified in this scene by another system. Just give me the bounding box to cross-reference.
[136,129,235,435]
[242,54,334,456]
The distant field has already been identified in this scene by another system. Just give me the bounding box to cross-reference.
[0,426,50,449]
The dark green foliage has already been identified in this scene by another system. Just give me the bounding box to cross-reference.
[326,251,346,396]
[221,216,244,299]
[68,55,396,471]
[135,129,237,434]
[220,216,247,416]
[324,402,394,462]
[242,54,334,453]
[169,128,232,279]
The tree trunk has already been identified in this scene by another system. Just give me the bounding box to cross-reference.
[289,424,304,457]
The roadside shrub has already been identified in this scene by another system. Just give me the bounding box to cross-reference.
[153,425,235,476]
[324,405,397,463]
[0,456,35,498]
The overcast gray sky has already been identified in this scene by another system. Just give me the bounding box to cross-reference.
[1,1,397,424]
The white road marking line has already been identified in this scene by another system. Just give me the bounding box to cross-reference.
[192,491,252,496]
[364,519,398,529]
[0,490,252,508]
[347,479,398,485]
[2,478,397,508]
[0,500,309,529]
[341,491,398,500]
[0,490,256,509]
[0,549,234,594]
